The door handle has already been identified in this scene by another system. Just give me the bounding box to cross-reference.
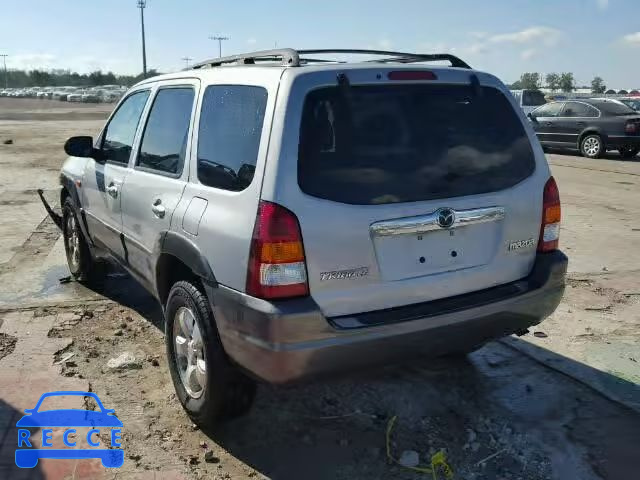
[151,199,166,218]
[106,184,118,198]
[576,122,586,127]
[544,122,553,126]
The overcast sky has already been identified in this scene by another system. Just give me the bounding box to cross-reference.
[1,0,639,88]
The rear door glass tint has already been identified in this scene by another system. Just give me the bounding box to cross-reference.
[298,84,535,205]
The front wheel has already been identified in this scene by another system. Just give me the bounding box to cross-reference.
[580,134,603,158]
[165,280,256,429]
[62,197,100,282]
[619,147,639,159]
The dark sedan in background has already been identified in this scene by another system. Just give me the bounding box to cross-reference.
[528,99,640,158]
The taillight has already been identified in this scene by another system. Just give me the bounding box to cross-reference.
[625,121,638,134]
[246,201,309,299]
[538,176,561,252]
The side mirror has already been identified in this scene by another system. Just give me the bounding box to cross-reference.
[527,112,537,122]
[64,136,97,158]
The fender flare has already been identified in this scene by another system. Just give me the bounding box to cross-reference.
[157,231,217,286]
[59,173,94,247]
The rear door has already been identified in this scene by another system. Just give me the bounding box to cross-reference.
[555,101,599,144]
[267,68,549,317]
[120,80,198,280]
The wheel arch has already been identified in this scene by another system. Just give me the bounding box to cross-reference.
[577,128,607,149]
[154,231,217,306]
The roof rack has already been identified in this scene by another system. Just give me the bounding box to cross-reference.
[190,48,471,70]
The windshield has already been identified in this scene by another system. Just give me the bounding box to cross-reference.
[298,84,535,205]
[597,101,637,115]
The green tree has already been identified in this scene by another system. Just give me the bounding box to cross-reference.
[519,72,541,90]
[591,76,606,94]
[545,73,560,91]
[559,73,575,92]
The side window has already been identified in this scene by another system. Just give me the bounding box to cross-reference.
[137,87,195,175]
[562,102,598,118]
[532,102,563,118]
[102,91,150,164]
[197,85,268,191]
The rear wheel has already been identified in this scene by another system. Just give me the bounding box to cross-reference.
[165,280,256,428]
[579,134,603,158]
[619,147,639,159]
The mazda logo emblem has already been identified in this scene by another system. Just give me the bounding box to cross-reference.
[436,208,456,228]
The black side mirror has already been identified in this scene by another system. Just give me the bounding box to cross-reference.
[64,136,96,158]
[527,112,537,121]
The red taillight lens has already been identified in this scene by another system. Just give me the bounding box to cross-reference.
[246,201,309,299]
[625,121,638,134]
[538,176,561,252]
[388,70,437,81]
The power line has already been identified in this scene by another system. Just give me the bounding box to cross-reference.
[181,56,193,68]
[208,35,229,58]
[137,0,147,77]
[0,54,7,89]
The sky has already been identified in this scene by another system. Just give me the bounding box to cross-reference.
[1,0,639,88]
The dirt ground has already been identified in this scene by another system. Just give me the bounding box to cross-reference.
[0,98,639,480]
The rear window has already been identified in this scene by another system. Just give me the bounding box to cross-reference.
[596,101,636,116]
[298,84,535,205]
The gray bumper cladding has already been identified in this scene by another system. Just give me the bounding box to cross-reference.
[207,251,568,383]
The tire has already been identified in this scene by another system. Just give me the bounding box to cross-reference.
[165,280,256,428]
[62,197,100,282]
[579,134,603,158]
[619,147,639,159]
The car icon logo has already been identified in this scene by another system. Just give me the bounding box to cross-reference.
[15,391,124,468]
[436,208,456,228]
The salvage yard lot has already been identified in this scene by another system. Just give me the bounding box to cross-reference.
[0,98,639,480]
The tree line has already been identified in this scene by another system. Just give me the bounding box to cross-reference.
[510,72,607,94]
[2,68,162,88]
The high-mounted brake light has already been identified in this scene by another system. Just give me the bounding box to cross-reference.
[538,176,561,252]
[388,71,437,81]
[246,201,309,299]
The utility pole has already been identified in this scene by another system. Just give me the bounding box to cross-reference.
[137,0,147,77]
[181,56,192,69]
[208,35,229,58]
[0,54,7,88]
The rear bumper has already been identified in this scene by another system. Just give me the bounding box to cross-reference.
[206,251,568,384]
[605,135,640,149]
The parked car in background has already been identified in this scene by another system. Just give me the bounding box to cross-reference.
[67,92,84,102]
[510,89,547,115]
[529,98,640,158]
[48,48,567,427]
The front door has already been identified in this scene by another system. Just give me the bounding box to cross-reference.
[82,90,151,260]
[529,102,564,144]
[120,82,198,280]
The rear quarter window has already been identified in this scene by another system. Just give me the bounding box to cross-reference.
[298,84,536,205]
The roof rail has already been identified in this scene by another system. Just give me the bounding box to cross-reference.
[190,48,471,69]
[191,49,300,69]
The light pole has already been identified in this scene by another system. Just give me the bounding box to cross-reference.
[209,35,229,58]
[0,54,7,88]
[181,56,192,69]
[137,0,147,77]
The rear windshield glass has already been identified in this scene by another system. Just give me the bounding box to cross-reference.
[522,90,546,107]
[597,101,636,115]
[298,84,535,205]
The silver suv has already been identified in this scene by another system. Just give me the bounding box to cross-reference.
[45,49,567,427]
